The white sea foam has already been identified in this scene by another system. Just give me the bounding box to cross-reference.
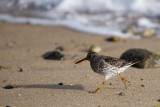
[0,0,160,38]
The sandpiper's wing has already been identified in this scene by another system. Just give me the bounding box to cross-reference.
[101,56,133,68]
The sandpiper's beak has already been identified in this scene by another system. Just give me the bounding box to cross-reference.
[75,57,87,64]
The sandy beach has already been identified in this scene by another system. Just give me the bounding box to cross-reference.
[0,21,160,107]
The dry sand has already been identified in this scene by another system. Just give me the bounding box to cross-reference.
[0,21,160,107]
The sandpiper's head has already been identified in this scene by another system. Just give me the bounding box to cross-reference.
[75,52,99,64]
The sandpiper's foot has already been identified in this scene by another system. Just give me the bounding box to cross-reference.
[118,73,130,89]
[88,82,106,94]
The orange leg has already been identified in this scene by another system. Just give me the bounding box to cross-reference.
[118,73,130,89]
[89,82,106,94]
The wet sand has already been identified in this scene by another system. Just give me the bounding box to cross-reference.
[0,21,160,107]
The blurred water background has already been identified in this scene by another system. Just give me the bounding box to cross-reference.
[0,0,160,38]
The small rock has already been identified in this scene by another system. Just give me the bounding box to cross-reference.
[42,51,64,60]
[142,28,156,37]
[18,94,21,96]
[6,106,11,107]
[106,37,125,42]
[58,83,64,85]
[154,103,160,107]
[109,82,113,86]
[3,80,7,82]
[120,48,160,68]
[56,46,64,51]
[140,78,144,81]
[6,42,13,47]
[98,105,101,107]
[118,92,125,96]
[88,45,102,53]
[141,84,145,87]
[157,99,160,102]
[0,65,6,70]
[19,68,23,72]
[72,54,78,59]
[3,85,14,89]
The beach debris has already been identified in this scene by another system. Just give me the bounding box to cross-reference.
[6,106,11,107]
[120,48,160,68]
[0,65,6,70]
[3,85,14,89]
[42,51,64,60]
[88,45,102,53]
[3,80,7,82]
[140,78,144,81]
[58,82,64,85]
[55,46,64,51]
[142,28,156,37]
[118,92,125,96]
[72,54,78,60]
[141,84,145,87]
[157,99,160,102]
[106,36,125,42]
[6,42,13,47]
[154,103,160,107]
[109,82,113,86]
[19,68,23,72]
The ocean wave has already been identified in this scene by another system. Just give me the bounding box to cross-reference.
[0,0,160,38]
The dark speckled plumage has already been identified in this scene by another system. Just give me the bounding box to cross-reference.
[75,52,138,93]
[76,52,135,80]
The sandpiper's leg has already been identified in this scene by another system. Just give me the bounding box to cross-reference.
[89,82,106,94]
[118,73,130,89]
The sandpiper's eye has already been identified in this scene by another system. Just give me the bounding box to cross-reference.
[87,54,92,58]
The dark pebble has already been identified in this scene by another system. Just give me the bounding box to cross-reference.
[56,46,64,51]
[109,82,113,86]
[42,51,64,60]
[58,83,64,85]
[141,84,145,87]
[106,37,125,42]
[140,78,144,81]
[19,68,23,72]
[3,80,7,82]
[118,92,125,96]
[3,85,14,89]
[98,105,101,107]
[6,106,11,107]
[0,65,6,70]
[157,99,160,102]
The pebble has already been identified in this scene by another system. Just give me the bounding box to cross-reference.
[141,84,145,87]
[89,45,102,53]
[154,103,160,107]
[142,29,156,37]
[3,80,7,82]
[106,36,125,42]
[58,82,64,85]
[109,82,113,86]
[56,46,64,51]
[118,92,125,96]
[19,68,23,72]
[6,42,13,47]
[43,51,64,60]
[0,65,6,70]
[3,85,14,89]
[157,99,160,102]
[6,106,11,107]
